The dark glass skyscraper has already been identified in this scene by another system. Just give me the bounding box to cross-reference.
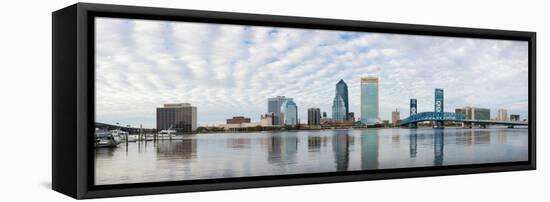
[308,108,321,125]
[335,79,349,120]
[156,103,197,132]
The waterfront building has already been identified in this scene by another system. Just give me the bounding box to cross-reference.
[226,116,251,124]
[280,99,298,126]
[335,79,349,120]
[381,120,390,128]
[510,114,520,121]
[320,111,331,125]
[308,108,321,125]
[260,113,275,126]
[497,109,509,121]
[361,77,379,125]
[392,109,400,126]
[461,106,491,120]
[268,96,291,125]
[332,95,347,122]
[156,103,197,132]
[220,114,274,131]
[320,117,333,125]
[455,108,465,116]
[347,112,355,122]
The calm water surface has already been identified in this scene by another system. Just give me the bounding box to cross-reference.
[95,128,528,185]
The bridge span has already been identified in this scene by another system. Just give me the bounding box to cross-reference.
[399,112,528,127]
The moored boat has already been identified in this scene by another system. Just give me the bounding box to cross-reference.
[158,129,177,139]
[95,130,122,148]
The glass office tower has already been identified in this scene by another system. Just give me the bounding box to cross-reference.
[332,95,347,122]
[268,96,290,125]
[361,77,379,126]
[280,99,298,126]
[335,79,349,120]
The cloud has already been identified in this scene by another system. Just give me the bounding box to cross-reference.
[95,17,529,128]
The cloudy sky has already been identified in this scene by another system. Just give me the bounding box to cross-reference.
[95,17,529,128]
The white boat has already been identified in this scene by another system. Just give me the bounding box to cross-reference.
[158,129,177,138]
[95,130,122,148]
[110,129,129,140]
[158,125,177,139]
[126,135,138,142]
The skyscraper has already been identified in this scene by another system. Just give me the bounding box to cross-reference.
[268,96,290,125]
[308,108,321,125]
[361,77,379,125]
[497,109,508,121]
[461,106,491,120]
[156,103,197,132]
[392,109,400,126]
[332,95,347,122]
[280,99,298,126]
[510,114,520,121]
[335,79,349,120]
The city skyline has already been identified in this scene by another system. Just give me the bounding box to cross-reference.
[95,17,529,128]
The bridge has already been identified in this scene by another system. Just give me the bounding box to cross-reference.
[399,111,528,127]
[95,122,154,133]
[399,88,528,128]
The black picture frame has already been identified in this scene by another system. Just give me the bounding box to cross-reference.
[52,2,536,199]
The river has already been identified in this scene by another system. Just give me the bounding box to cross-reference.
[95,127,528,185]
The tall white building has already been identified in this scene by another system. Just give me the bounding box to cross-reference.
[361,77,379,125]
[497,109,508,121]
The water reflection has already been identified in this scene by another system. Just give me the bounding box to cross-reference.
[433,129,444,166]
[95,147,115,158]
[308,136,323,152]
[95,128,528,185]
[156,139,197,159]
[267,135,298,166]
[361,130,379,170]
[497,130,508,144]
[227,137,251,149]
[409,130,417,158]
[392,129,401,148]
[332,130,350,171]
[458,130,491,145]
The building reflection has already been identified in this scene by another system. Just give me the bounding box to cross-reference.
[361,130,379,170]
[392,129,401,148]
[409,129,418,158]
[267,135,298,165]
[156,139,197,160]
[308,136,322,152]
[433,129,444,166]
[458,130,491,145]
[497,130,508,144]
[473,130,491,144]
[332,130,350,172]
[227,137,251,149]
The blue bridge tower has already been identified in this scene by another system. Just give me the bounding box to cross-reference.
[434,88,444,128]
